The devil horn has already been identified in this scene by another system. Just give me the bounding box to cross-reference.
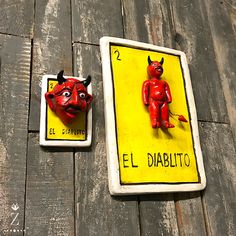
[160,57,164,65]
[82,75,91,87]
[148,56,152,65]
[57,70,67,85]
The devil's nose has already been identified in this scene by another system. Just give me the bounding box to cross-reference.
[70,87,79,105]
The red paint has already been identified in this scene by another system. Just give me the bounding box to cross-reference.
[45,71,92,125]
[178,115,188,122]
[142,56,174,128]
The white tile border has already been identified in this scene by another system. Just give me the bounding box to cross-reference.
[100,36,206,195]
[39,74,92,147]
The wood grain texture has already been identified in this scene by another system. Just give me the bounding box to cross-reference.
[0,0,34,37]
[73,44,140,236]
[72,0,123,44]
[174,192,207,236]
[170,0,228,123]
[0,35,31,235]
[29,0,72,131]
[199,122,236,236]
[204,0,236,144]
[24,133,74,236]
[228,0,236,36]
[122,0,174,46]
[139,194,179,236]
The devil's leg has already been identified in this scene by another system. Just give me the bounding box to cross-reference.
[149,101,161,128]
[161,102,174,128]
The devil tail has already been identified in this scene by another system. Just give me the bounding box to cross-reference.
[169,110,188,123]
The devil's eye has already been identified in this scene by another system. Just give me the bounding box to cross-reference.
[79,92,86,99]
[62,91,71,97]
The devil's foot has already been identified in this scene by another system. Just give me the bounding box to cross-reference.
[161,121,175,128]
[151,119,157,128]
[151,119,162,128]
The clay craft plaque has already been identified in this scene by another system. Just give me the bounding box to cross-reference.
[40,74,92,147]
[100,37,206,195]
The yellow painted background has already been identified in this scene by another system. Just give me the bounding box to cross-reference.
[110,45,199,184]
[46,79,86,141]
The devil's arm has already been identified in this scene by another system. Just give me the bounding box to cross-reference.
[142,80,150,105]
[165,82,172,103]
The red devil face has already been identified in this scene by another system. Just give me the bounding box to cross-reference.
[45,71,92,125]
[147,56,164,78]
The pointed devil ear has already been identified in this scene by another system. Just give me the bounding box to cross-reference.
[160,57,164,65]
[57,70,67,85]
[45,92,56,111]
[82,75,91,87]
[148,56,152,65]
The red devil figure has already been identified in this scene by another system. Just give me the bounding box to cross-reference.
[142,56,175,129]
[45,70,92,125]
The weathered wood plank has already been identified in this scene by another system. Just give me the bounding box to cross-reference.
[174,192,206,236]
[0,0,34,37]
[72,0,123,44]
[24,133,74,235]
[228,0,236,35]
[199,122,236,236]
[74,44,140,236]
[204,0,236,144]
[139,194,179,236]
[0,35,31,235]
[170,0,228,123]
[122,0,174,46]
[29,0,72,131]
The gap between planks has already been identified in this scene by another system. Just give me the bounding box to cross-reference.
[0,31,32,39]
[72,41,100,47]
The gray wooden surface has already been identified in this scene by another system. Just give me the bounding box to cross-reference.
[0,1,235,235]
